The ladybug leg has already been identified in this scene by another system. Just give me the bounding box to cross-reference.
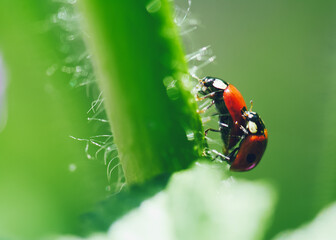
[195,92,215,101]
[239,125,249,135]
[219,122,229,128]
[204,128,221,136]
[210,149,230,162]
[204,122,229,135]
[226,147,239,164]
[212,112,230,117]
[197,100,215,114]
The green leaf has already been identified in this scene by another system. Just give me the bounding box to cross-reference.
[53,163,276,240]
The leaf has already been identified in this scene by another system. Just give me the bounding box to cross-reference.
[54,162,275,240]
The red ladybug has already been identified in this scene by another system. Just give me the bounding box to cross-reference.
[198,76,268,171]
[228,111,268,171]
[198,77,247,153]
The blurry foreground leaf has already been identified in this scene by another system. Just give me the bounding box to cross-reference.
[53,162,275,240]
[273,202,336,240]
[80,174,170,234]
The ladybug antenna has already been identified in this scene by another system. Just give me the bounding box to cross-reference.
[249,100,253,112]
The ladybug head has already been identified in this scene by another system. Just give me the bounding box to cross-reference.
[244,111,266,135]
[199,77,228,95]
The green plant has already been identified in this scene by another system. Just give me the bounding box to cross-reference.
[78,0,205,185]
[0,0,206,238]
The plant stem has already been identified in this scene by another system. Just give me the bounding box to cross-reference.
[78,0,204,184]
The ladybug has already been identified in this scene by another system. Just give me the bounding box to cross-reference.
[198,76,247,153]
[197,76,268,171]
[228,111,268,171]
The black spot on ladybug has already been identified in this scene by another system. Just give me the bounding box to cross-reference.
[246,153,256,163]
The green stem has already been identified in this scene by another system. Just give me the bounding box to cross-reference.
[78,0,204,184]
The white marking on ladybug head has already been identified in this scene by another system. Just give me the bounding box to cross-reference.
[202,86,207,92]
[247,121,258,134]
[213,79,227,90]
[248,112,256,119]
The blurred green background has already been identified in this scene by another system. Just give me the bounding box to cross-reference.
[0,1,110,239]
[189,0,336,238]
